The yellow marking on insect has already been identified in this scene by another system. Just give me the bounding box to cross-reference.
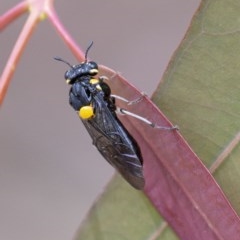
[90,78,99,84]
[90,79,102,91]
[66,79,71,84]
[79,106,94,119]
[89,69,98,74]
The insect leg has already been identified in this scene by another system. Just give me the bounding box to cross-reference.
[111,92,147,105]
[117,108,179,130]
[99,75,146,105]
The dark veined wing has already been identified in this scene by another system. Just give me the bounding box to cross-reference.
[81,92,145,189]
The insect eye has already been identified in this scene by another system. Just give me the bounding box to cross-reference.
[88,61,98,70]
[64,71,70,80]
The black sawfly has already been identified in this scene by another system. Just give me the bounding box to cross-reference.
[55,42,177,190]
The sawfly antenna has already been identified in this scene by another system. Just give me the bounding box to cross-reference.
[54,57,73,69]
[85,41,94,62]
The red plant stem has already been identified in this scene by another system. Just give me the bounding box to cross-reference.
[0,1,28,30]
[0,12,39,105]
[47,5,85,61]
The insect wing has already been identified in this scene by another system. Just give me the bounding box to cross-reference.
[82,93,145,189]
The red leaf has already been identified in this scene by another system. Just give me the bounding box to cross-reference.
[100,66,240,240]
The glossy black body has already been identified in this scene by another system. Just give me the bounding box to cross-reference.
[64,61,145,189]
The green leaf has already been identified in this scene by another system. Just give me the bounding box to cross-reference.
[75,174,178,240]
[154,0,240,214]
[75,1,240,239]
